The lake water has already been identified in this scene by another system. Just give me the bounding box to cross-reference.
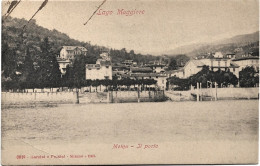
[1,100,258,164]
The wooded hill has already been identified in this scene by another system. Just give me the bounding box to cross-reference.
[2,16,160,66]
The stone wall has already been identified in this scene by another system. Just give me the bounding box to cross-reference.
[2,92,76,105]
[193,87,259,100]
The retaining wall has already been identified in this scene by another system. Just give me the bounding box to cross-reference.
[193,87,259,100]
[2,92,76,105]
[111,91,165,103]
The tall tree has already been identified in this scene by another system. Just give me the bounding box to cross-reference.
[73,54,86,88]
[48,55,61,88]
[22,48,36,89]
[62,65,74,89]
[37,37,61,89]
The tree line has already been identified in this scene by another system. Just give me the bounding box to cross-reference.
[168,65,258,90]
[60,78,157,92]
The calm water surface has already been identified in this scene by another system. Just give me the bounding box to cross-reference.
[2,100,258,144]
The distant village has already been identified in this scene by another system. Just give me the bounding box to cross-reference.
[56,46,259,91]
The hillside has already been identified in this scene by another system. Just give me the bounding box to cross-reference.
[2,16,159,65]
[214,31,259,45]
[164,31,259,56]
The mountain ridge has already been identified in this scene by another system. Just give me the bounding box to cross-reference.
[162,31,259,56]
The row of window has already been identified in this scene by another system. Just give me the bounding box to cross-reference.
[87,66,110,70]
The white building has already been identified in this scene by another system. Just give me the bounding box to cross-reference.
[232,56,259,72]
[213,52,224,58]
[57,59,71,74]
[183,58,240,78]
[58,46,87,60]
[183,60,205,78]
[56,46,87,75]
[86,55,112,80]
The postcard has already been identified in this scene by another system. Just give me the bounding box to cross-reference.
[1,0,259,165]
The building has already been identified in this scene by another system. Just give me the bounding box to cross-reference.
[166,68,184,78]
[100,52,111,61]
[112,71,128,80]
[147,64,166,73]
[129,66,167,90]
[122,60,134,66]
[113,66,167,90]
[213,52,224,58]
[183,60,205,78]
[56,46,87,75]
[225,53,236,59]
[56,59,71,74]
[130,67,153,73]
[232,56,259,72]
[86,54,112,80]
[129,73,167,90]
[58,46,87,60]
[183,58,240,78]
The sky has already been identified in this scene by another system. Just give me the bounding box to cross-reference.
[2,0,259,55]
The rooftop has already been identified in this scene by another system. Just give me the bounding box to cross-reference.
[190,60,205,67]
[62,46,87,51]
[130,67,153,73]
[130,73,167,77]
[232,56,259,61]
[86,64,101,69]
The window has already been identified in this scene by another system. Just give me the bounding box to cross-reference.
[218,61,220,66]
[162,80,164,84]
[233,68,235,72]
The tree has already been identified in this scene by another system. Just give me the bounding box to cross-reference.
[37,37,61,89]
[101,79,111,91]
[168,76,190,90]
[1,42,17,78]
[62,65,74,89]
[84,79,92,92]
[48,55,61,89]
[168,58,177,70]
[91,79,100,92]
[188,66,238,88]
[239,66,258,87]
[73,54,86,89]
[22,48,37,89]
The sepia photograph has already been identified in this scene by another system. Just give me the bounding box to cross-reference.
[1,0,259,165]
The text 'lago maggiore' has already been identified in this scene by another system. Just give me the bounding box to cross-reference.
[96,9,145,16]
